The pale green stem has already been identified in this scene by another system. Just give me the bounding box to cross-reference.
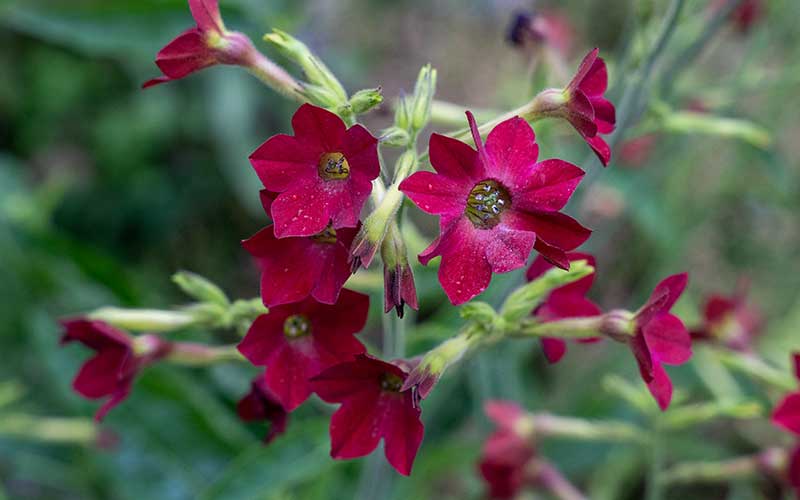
[715,350,796,392]
[166,343,245,366]
[88,307,197,332]
[531,414,646,443]
[0,414,99,445]
[534,460,588,500]
[512,317,605,340]
[246,50,305,102]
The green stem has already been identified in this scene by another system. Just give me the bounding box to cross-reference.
[246,50,305,102]
[531,414,646,443]
[535,460,588,500]
[659,451,774,485]
[166,343,245,366]
[512,317,604,340]
[715,350,796,392]
[646,424,665,500]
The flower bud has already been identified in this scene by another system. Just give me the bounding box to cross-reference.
[401,330,479,400]
[87,307,197,333]
[263,29,348,106]
[394,95,412,131]
[599,309,636,341]
[300,83,343,110]
[381,222,418,318]
[172,271,229,306]
[348,87,384,115]
[350,183,405,269]
[410,65,437,131]
[460,301,499,328]
[380,127,411,147]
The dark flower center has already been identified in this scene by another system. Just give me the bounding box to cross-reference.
[380,372,403,392]
[310,224,337,244]
[318,152,350,180]
[465,180,510,228]
[283,314,311,339]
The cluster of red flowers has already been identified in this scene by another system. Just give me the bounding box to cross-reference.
[772,354,800,494]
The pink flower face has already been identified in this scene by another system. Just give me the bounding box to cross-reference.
[237,373,289,443]
[691,287,762,352]
[250,104,380,238]
[310,354,424,476]
[478,401,536,499]
[564,49,616,166]
[60,319,169,421]
[400,112,590,305]
[237,290,369,411]
[144,0,256,88]
[243,192,358,307]
[526,252,601,363]
[628,273,692,410]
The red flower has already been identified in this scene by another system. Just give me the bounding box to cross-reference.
[143,0,257,88]
[691,284,762,352]
[237,373,289,443]
[237,290,369,411]
[250,104,380,238]
[563,48,616,166]
[627,273,692,410]
[310,354,424,476]
[60,319,170,421]
[525,252,601,363]
[478,401,536,499]
[399,111,590,305]
[772,354,800,435]
[244,191,357,307]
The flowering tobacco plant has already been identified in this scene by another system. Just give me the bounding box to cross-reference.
[60,319,170,421]
[400,112,590,304]
[53,2,798,496]
[310,355,424,476]
[237,290,369,410]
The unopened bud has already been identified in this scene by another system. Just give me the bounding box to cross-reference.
[172,271,229,306]
[411,65,437,131]
[380,127,410,147]
[348,87,384,114]
[300,83,343,109]
[394,95,412,131]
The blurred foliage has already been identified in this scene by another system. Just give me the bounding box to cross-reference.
[1,0,800,499]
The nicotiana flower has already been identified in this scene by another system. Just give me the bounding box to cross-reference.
[478,401,536,499]
[237,372,289,444]
[381,222,418,317]
[618,273,692,410]
[60,319,170,421]
[691,284,762,352]
[525,252,601,363]
[237,290,369,411]
[143,0,257,88]
[243,191,358,307]
[310,354,424,476]
[399,111,590,305]
[771,354,800,492]
[250,104,380,238]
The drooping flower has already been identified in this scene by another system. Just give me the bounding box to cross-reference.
[478,401,536,499]
[243,191,358,307]
[250,104,380,238]
[399,111,590,305]
[691,284,762,352]
[525,252,601,363]
[310,354,424,476]
[562,48,616,165]
[143,0,258,88]
[237,372,289,443]
[381,222,418,317]
[623,273,693,410]
[237,290,368,411]
[60,319,170,421]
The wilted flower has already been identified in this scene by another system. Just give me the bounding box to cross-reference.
[237,373,289,443]
[525,252,601,363]
[381,221,418,317]
[250,104,380,238]
[243,191,358,306]
[237,290,369,411]
[400,111,590,305]
[310,354,424,476]
[143,0,258,88]
[60,319,170,421]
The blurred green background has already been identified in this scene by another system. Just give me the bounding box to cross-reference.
[2,0,799,499]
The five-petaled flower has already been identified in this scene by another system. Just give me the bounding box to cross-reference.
[526,252,601,363]
[237,290,369,411]
[400,111,590,305]
[478,401,536,499]
[250,104,380,238]
[144,0,257,88]
[691,285,762,352]
[562,48,616,165]
[237,372,289,444]
[771,354,800,493]
[244,190,358,307]
[622,273,692,410]
[310,354,424,476]
[60,319,170,421]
